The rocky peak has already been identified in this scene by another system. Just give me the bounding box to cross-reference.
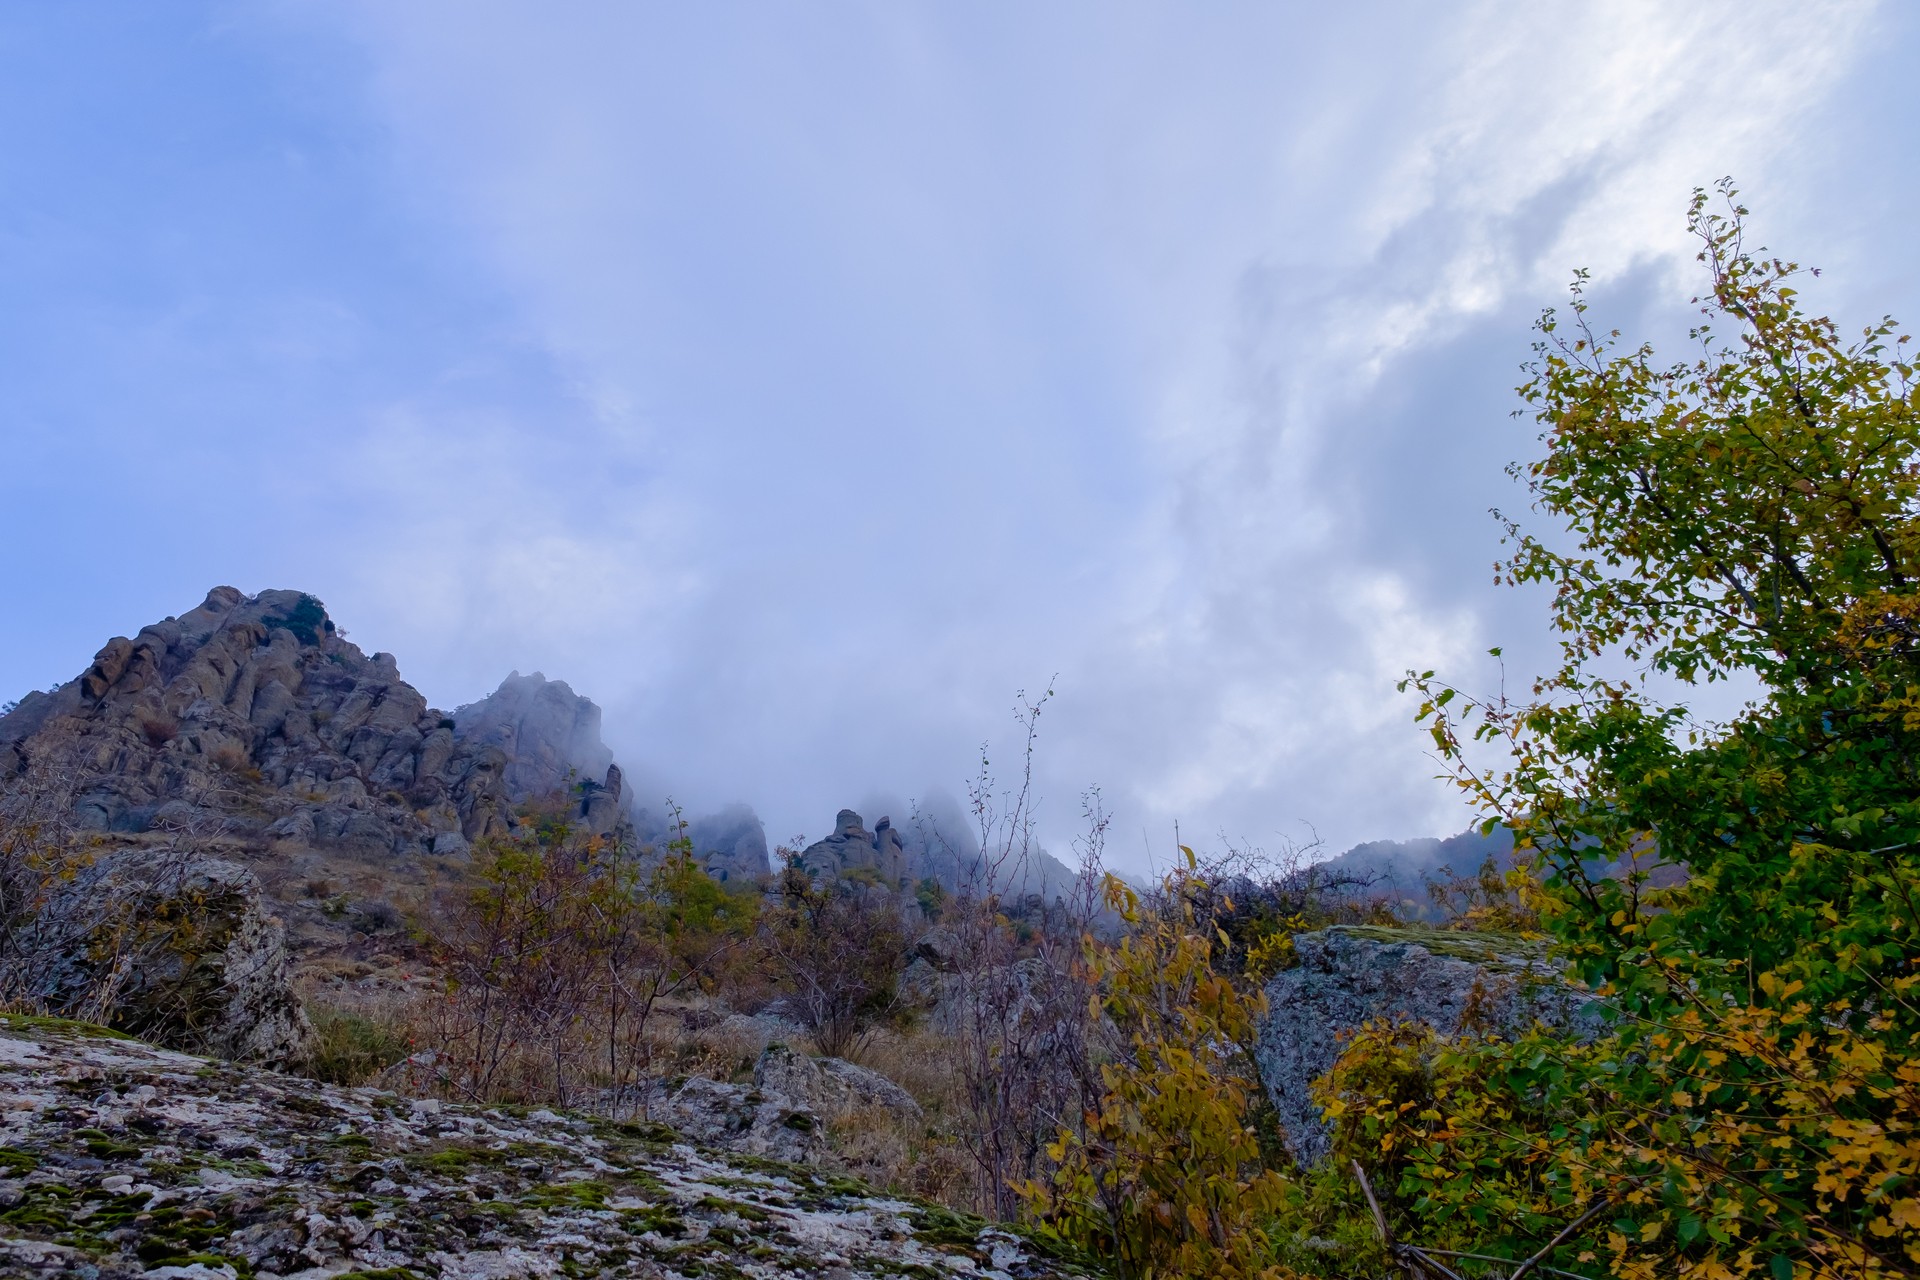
[0,587,771,885]
[796,807,908,886]
[452,670,615,802]
[0,587,517,856]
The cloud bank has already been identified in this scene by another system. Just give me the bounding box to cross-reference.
[0,1,1909,869]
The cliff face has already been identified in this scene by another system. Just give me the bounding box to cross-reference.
[0,587,766,881]
[1254,925,1602,1167]
[0,1016,1097,1279]
[0,587,526,859]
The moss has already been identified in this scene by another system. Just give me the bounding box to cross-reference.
[1316,924,1550,966]
[0,1014,135,1040]
[908,1204,991,1250]
[0,1148,36,1174]
[523,1179,610,1210]
[692,1194,771,1223]
[620,1204,687,1236]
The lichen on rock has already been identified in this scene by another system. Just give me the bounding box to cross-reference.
[0,1017,1098,1279]
[6,850,315,1066]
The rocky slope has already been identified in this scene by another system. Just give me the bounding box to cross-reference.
[0,1015,1095,1279]
[0,588,769,903]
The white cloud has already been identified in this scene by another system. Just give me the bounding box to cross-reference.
[288,0,1883,863]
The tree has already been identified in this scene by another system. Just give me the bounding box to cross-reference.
[756,863,907,1059]
[1018,857,1297,1280]
[422,813,753,1105]
[1385,183,1920,1279]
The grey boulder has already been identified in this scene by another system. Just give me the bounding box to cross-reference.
[1255,925,1600,1167]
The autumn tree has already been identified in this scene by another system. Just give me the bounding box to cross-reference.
[1379,183,1920,1279]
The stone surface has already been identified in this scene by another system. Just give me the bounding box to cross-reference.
[648,1074,829,1165]
[0,588,521,858]
[6,851,315,1065]
[451,671,615,808]
[796,809,909,886]
[1254,924,1601,1167]
[754,1043,924,1126]
[0,1016,1096,1278]
[0,586,769,908]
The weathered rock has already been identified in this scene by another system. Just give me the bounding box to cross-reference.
[797,808,908,886]
[451,670,615,802]
[650,1074,829,1164]
[0,585,769,907]
[6,851,315,1065]
[1255,925,1601,1167]
[0,587,521,861]
[684,802,771,882]
[0,1017,1098,1278]
[754,1042,924,1126]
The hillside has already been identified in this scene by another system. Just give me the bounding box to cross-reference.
[0,1014,1094,1278]
[0,589,774,964]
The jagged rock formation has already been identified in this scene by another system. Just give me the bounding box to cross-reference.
[0,587,766,881]
[9,851,315,1066]
[0,1016,1097,1278]
[1254,925,1601,1167]
[0,587,523,858]
[452,670,614,806]
[870,795,1082,901]
[631,800,772,884]
[796,809,909,886]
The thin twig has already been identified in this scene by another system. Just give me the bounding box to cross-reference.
[1420,1247,1595,1280]
[1403,1244,1467,1280]
[1353,1160,1393,1247]
[1509,1199,1611,1280]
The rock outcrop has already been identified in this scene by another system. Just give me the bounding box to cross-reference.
[9,851,315,1066]
[0,588,521,858]
[1255,925,1600,1167]
[0,585,767,890]
[797,809,909,886]
[683,802,772,883]
[754,1042,924,1126]
[451,670,615,806]
[588,1043,923,1169]
[0,1016,1096,1278]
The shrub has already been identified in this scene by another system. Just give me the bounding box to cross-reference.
[1018,862,1297,1280]
[757,864,906,1058]
[307,1004,412,1085]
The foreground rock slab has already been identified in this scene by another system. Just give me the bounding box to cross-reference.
[0,1017,1097,1279]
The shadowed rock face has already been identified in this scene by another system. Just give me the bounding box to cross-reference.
[11,851,315,1065]
[452,670,614,805]
[0,1017,1101,1279]
[1255,925,1603,1168]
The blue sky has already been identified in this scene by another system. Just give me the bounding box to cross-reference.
[2,2,1915,868]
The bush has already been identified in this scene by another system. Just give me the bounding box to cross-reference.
[1017,861,1297,1280]
[307,1005,412,1085]
[757,864,907,1058]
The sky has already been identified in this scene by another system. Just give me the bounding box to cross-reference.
[2,2,1915,871]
